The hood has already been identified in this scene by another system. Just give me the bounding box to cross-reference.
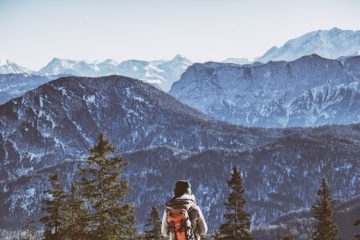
[165,194,196,210]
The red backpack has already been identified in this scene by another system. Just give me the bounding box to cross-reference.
[166,208,195,240]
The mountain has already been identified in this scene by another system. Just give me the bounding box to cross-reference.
[222,57,252,65]
[258,28,360,63]
[0,55,190,105]
[0,75,360,237]
[253,195,360,239]
[169,54,360,127]
[0,59,31,74]
[38,55,192,91]
[0,74,64,104]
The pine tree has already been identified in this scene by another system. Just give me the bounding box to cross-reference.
[218,166,252,240]
[62,182,87,240]
[144,206,163,240]
[354,212,360,239]
[40,174,67,240]
[311,177,339,240]
[78,133,136,239]
[24,219,37,240]
[213,231,221,240]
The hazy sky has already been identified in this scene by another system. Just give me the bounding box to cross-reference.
[0,0,359,70]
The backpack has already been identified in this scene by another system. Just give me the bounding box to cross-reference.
[166,208,195,240]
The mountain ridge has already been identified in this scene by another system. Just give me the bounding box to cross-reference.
[169,54,360,128]
[37,55,192,91]
[258,28,360,63]
[0,76,359,239]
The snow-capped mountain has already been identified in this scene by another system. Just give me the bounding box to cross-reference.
[258,28,360,63]
[0,59,31,74]
[38,54,192,91]
[0,76,359,236]
[222,57,253,65]
[0,74,65,104]
[287,82,360,127]
[170,54,360,127]
[0,55,191,105]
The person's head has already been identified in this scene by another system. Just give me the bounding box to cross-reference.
[174,180,192,197]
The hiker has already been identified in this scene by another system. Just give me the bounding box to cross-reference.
[161,180,208,240]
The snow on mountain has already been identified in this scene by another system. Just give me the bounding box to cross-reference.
[0,59,31,74]
[258,28,360,63]
[0,74,50,104]
[170,54,360,127]
[0,75,360,233]
[38,54,192,91]
[0,74,67,104]
[287,81,360,127]
[222,57,253,65]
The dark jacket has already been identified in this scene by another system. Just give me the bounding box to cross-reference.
[161,194,208,240]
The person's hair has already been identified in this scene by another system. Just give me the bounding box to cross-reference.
[174,180,192,197]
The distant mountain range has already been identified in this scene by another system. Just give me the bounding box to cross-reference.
[0,59,31,74]
[0,74,59,104]
[0,55,192,93]
[38,54,192,91]
[0,27,359,103]
[258,27,360,63]
[222,57,253,65]
[0,76,359,240]
[170,54,360,127]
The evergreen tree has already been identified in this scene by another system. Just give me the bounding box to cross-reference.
[79,133,136,239]
[23,219,38,240]
[40,174,67,240]
[311,177,338,240]
[218,166,252,240]
[354,212,360,239]
[62,182,87,240]
[213,231,221,240]
[144,206,163,240]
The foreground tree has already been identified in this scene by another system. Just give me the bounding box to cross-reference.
[62,182,87,240]
[79,133,136,239]
[23,219,38,240]
[354,212,360,239]
[40,174,67,240]
[218,166,252,240]
[213,231,221,240]
[311,177,338,240]
[144,206,163,240]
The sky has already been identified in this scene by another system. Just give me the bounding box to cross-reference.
[0,0,359,70]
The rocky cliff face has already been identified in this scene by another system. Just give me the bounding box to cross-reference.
[0,76,359,239]
[170,55,360,127]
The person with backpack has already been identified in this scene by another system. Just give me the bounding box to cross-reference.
[161,180,208,240]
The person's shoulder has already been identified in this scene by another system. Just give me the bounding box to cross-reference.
[188,204,202,217]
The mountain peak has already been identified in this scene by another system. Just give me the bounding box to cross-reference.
[0,58,10,66]
[258,28,360,63]
[0,58,31,74]
[171,54,190,63]
[101,59,118,65]
[329,27,342,32]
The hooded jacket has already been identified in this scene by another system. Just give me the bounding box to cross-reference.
[161,194,208,240]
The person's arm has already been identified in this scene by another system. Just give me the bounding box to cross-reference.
[196,207,208,236]
[161,210,169,237]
